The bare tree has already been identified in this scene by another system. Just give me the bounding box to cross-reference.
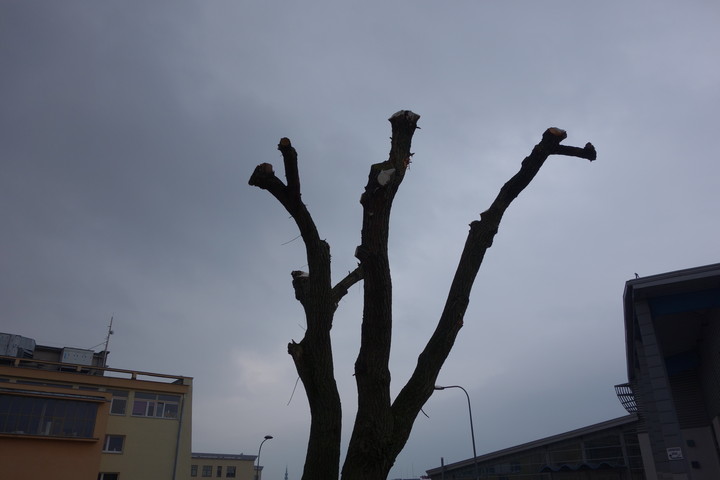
[249,111,596,480]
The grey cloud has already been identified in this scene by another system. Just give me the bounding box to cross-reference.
[2,2,719,479]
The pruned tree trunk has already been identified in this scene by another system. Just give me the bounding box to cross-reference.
[249,112,596,480]
[249,139,342,480]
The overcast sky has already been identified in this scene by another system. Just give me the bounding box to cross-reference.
[2,1,719,479]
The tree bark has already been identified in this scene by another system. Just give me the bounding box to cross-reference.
[339,111,419,479]
[249,139,341,480]
[249,115,596,480]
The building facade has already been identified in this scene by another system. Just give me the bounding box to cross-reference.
[189,452,257,480]
[426,263,720,480]
[426,415,645,480]
[620,264,720,480]
[0,336,193,480]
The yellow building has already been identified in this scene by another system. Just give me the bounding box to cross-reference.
[0,335,192,480]
[189,453,257,480]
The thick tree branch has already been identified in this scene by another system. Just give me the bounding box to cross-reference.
[553,142,596,161]
[249,139,341,480]
[278,137,301,200]
[248,139,331,300]
[389,127,596,459]
[342,111,420,478]
[248,163,290,205]
[332,266,364,305]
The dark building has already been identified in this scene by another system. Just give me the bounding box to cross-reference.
[426,415,644,480]
[619,263,720,479]
[426,263,720,480]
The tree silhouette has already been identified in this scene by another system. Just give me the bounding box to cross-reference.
[249,111,596,480]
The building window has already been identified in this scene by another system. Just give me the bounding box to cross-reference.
[131,392,180,419]
[216,466,223,477]
[102,435,125,453]
[191,465,198,477]
[0,393,97,438]
[98,474,119,480]
[226,466,236,478]
[202,465,212,477]
[108,390,128,415]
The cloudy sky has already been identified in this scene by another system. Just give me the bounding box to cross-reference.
[2,1,719,479]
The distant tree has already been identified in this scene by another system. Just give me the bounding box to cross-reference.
[249,111,596,480]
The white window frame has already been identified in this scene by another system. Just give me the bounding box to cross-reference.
[102,434,125,453]
[131,392,180,419]
[108,390,129,415]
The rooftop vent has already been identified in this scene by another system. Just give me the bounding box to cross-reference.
[60,347,95,366]
[0,333,36,358]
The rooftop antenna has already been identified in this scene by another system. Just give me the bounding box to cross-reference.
[102,316,114,367]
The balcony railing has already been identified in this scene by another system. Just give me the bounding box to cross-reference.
[614,383,637,413]
[0,354,189,384]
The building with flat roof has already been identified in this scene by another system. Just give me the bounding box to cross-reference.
[619,263,720,480]
[0,334,193,480]
[426,263,720,480]
[426,415,644,480]
[189,452,257,480]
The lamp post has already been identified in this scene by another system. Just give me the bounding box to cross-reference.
[435,385,480,480]
[255,435,273,480]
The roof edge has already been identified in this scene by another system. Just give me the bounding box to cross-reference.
[426,415,638,474]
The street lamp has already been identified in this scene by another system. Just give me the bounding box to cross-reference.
[435,385,479,480]
[255,435,273,480]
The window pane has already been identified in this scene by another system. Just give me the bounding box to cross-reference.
[132,400,147,416]
[0,394,97,438]
[202,465,212,477]
[226,466,236,478]
[163,402,179,418]
[110,398,127,415]
[108,391,128,415]
[103,435,124,452]
[128,393,179,419]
